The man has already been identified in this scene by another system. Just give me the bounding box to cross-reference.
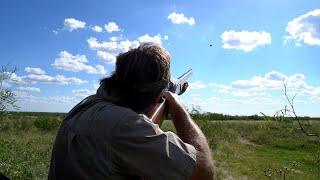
[49,43,214,180]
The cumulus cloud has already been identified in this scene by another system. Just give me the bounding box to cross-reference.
[109,36,120,41]
[284,9,320,46]
[208,83,231,93]
[104,22,121,33]
[180,72,320,115]
[231,90,268,97]
[87,34,168,63]
[3,68,87,86]
[189,81,206,89]
[16,87,41,93]
[265,71,286,81]
[97,51,117,64]
[87,34,167,52]
[52,51,106,74]
[21,74,88,85]
[138,34,169,44]
[72,89,94,97]
[91,25,103,32]
[230,71,306,90]
[87,37,120,50]
[227,97,282,105]
[221,30,271,52]
[168,12,195,25]
[95,65,106,74]
[207,71,320,103]
[17,94,79,104]
[64,18,86,32]
[25,67,46,75]
[183,71,320,113]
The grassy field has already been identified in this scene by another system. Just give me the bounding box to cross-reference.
[0,113,320,179]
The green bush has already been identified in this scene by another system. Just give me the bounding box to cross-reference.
[34,117,61,131]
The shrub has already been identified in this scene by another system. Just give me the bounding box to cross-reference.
[34,116,61,131]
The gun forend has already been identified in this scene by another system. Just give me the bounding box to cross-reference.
[168,69,193,95]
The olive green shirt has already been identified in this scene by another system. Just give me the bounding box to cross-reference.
[48,85,196,180]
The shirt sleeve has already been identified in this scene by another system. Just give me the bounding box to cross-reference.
[111,113,197,180]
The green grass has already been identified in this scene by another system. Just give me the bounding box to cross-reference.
[0,115,56,179]
[164,119,320,179]
[1,113,320,179]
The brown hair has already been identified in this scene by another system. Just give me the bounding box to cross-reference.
[100,43,171,112]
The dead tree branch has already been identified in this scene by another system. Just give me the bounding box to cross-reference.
[282,79,318,137]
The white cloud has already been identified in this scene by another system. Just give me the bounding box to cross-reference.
[138,34,165,44]
[183,71,320,115]
[231,90,252,97]
[88,34,168,63]
[104,22,121,33]
[95,65,107,74]
[226,97,282,105]
[206,71,320,104]
[64,18,86,32]
[109,36,120,41]
[221,30,271,52]
[208,83,231,93]
[25,67,46,75]
[87,37,120,50]
[52,51,106,74]
[168,12,195,25]
[182,96,220,110]
[189,81,206,89]
[97,51,117,64]
[72,89,94,97]
[17,94,79,104]
[285,9,320,46]
[231,79,263,90]
[231,90,268,97]
[189,71,318,102]
[92,25,103,32]
[117,39,140,51]
[16,87,41,93]
[3,66,87,85]
[189,94,200,97]
[48,96,79,104]
[265,71,286,81]
[230,71,307,91]
[207,96,220,103]
[21,74,87,85]
[88,34,167,52]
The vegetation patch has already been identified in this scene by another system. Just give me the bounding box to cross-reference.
[0,112,319,179]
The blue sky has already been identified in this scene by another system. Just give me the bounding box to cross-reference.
[1,0,320,116]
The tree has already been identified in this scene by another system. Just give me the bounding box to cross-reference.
[0,64,19,116]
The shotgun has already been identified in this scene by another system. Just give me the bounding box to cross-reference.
[148,69,193,125]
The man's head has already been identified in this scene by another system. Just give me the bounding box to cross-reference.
[100,43,171,112]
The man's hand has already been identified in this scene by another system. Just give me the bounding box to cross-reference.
[162,90,214,180]
[179,82,189,95]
